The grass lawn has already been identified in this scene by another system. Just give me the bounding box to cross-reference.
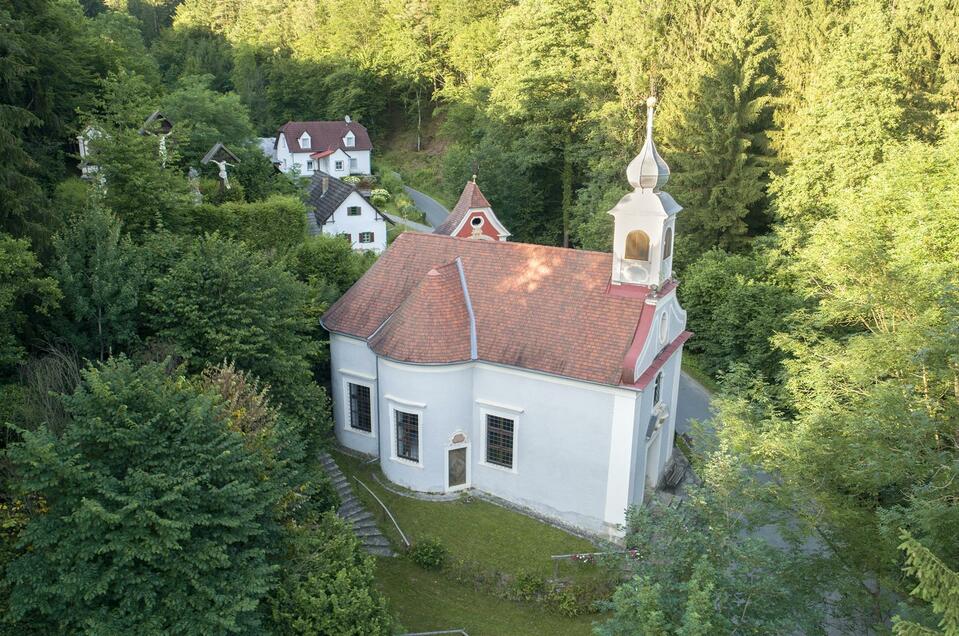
[376,557,599,636]
[331,449,611,633]
[332,450,597,579]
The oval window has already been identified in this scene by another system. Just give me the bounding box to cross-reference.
[659,313,669,344]
[471,216,484,227]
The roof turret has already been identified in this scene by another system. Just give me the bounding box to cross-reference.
[626,96,670,191]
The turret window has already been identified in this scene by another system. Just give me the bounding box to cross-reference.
[625,230,650,261]
[663,227,673,259]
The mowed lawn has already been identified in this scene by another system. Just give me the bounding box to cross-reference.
[331,449,608,633]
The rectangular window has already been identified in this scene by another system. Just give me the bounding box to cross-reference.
[653,372,663,404]
[334,160,344,171]
[485,414,514,469]
[306,160,314,171]
[350,157,358,170]
[348,383,372,432]
[347,206,361,216]
[395,410,419,462]
[359,232,374,243]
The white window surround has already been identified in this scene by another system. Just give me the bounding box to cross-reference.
[334,160,344,171]
[478,405,520,475]
[388,401,424,469]
[444,438,471,492]
[340,370,376,439]
[306,160,314,171]
[344,132,355,147]
[299,133,311,149]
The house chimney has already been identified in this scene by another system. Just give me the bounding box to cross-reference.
[322,176,329,194]
[344,115,351,123]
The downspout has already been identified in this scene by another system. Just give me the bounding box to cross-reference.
[375,353,382,463]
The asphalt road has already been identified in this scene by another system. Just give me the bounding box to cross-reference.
[403,185,450,227]
[676,371,712,434]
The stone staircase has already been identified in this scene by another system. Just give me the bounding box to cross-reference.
[319,452,395,557]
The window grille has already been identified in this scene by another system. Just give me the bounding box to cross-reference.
[335,160,344,171]
[486,414,514,469]
[359,232,374,243]
[348,383,372,432]
[396,411,419,462]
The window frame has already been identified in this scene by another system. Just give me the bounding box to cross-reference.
[345,132,355,148]
[299,133,311,149]
[334,159,344,171]
[662,226,673,260]
[306,160,314,171]
[347,206,362,216]
[625,230,651,261]
[359,231,374,244]
[347,381,373,434]
[653,371,663,406]
[389,403,424,467]
[349,157,358,170]
[340,372,376,439]
[479,405,521,474]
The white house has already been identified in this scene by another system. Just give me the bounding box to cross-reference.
[273,117,372,178]
[321,97,689,538]
[307,172,391,252]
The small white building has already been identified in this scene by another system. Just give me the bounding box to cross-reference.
[307,172,391,252]
[272,118,372,178]
[322,97,688,538]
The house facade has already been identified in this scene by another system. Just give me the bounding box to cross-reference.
[322,97,689,538]
[433,178,511,241]
[272,118,372,177]
[306,172,390,252]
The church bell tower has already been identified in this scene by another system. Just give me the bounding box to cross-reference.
[608,96,681,288]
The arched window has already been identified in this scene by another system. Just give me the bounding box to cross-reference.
[625,230,650,261]
[653,372,663,404]
[663,227,673,259]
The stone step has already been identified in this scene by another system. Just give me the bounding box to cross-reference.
[334,482,352,493]
[365,545,396,557]
[362,535,391,548]
[353,525,382,537]
[346,509,373,523]
[339,501,364,517]
[351,518,379,531]
[331,474,348,484]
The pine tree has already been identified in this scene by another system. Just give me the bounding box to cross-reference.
[5,358,284,634]
[894,532,959,636]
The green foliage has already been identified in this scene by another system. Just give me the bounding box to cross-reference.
[186,195,307,254]
[595,446,827,635]
[0,235,60,373]
[408,536,448,570]
[285,233,377,298]
[146,233,328,434]
[93,129,193,237]
[894,532,959,636]
[266,516,393,635]
[161,74,256,166]
[51,202,142,360]
[5,358,283,634]
[679,247,797,380]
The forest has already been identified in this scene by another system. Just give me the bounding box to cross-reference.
[1,0,958,634]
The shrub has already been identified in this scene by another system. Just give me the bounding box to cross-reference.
[341,175,361,185]
[370,188,390,206]
[408,537,447,570]
[507,570,546,602]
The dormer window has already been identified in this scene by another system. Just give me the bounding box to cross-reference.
[299,132,311,149]
[625,230,650,261]
[344,132,355,148]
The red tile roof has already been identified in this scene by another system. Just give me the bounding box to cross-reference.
[322,232,659,386]
[279,121,372,153]
[368,261,474,363]
[434,181,495,236]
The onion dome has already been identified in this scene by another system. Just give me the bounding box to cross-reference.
[626,96,670,191]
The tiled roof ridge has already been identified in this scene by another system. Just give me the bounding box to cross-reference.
[396,228,621,261]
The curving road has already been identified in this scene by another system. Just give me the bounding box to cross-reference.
[403,185,449,228]
[676,372,712,434]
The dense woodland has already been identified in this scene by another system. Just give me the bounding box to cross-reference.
[1,0,958,634]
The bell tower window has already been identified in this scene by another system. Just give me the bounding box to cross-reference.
[663,227,673,259]
[625,230,650,261]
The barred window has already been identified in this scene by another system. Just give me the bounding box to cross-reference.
[348,383,371,432]
[359,231,374,243]
[485,414,514,469]
[395,410,419,462]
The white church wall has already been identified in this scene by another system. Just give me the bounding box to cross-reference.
[376,360,473,492]
[470,364,623,536]
[330,333,380,456]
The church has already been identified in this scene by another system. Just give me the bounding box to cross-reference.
[321,97,689,537]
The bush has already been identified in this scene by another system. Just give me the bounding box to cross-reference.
[370,188,390,207]
[408,537,447,570]
[506,570,545,602]
[185,195,307,254]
